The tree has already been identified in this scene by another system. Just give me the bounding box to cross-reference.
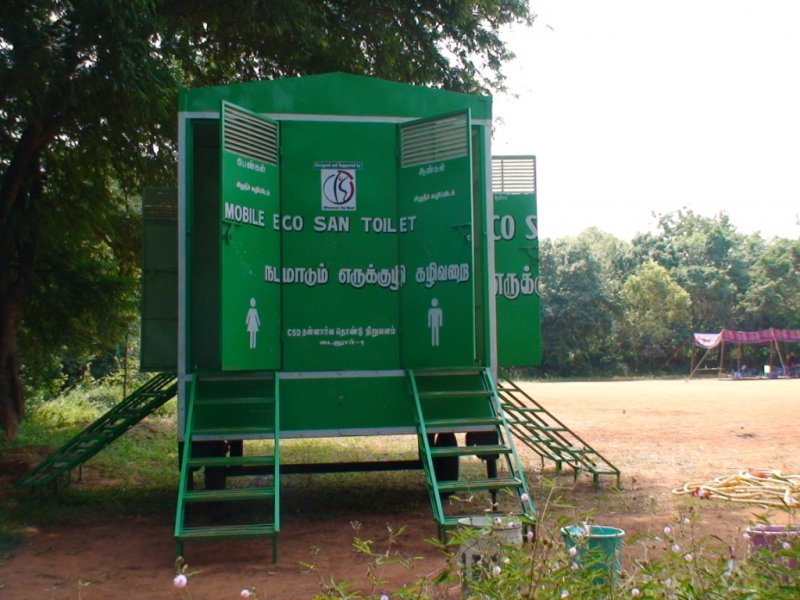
[618,261,692,371]
[539,236,620,375]
[0,0,531,438]
[740,238,800,329]
[575,227,637,296]
[632,210,754,331]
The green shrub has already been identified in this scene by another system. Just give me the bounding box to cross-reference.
[296,504,800,599]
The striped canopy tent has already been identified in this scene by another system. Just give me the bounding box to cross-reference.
[690,328,800,378]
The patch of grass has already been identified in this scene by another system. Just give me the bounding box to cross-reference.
[2,438,178,531]
[282,470,431,518]
[28,382,122,428]
[5,484,177,529]
[0,377,180,546]
[87,416,179,488]
[275,435,420,464]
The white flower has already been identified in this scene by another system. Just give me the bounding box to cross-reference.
[502,556,511,564]
[782,541,792,550]
[560,590,570,598]
[526,530,535,542]
[683,517,690,525]
[631,589,641,597]
[571,562,580,571]
[671,544,680,553]
[684,553,693,562]
[663,526,672,535]
[495,517,503,526]
[240,591,252,599]
[493,565,502,576]
[520,492,530,502]
[568,546,577,557]
[173,574,188,589]
[742,532,751,541]
[381,595,390,600]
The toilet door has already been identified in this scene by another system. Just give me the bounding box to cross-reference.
[398,110,476,368]
[219,101,281,371]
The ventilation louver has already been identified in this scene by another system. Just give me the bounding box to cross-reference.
[143,187,177,222]
[401,113,469,168]
[492,157,536,193]
[222,103,278,166]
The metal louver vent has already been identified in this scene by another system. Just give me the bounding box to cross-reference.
[143,187,177,222]
[401,113,468,168]
[492,156,536,193]
[222,103,278,166]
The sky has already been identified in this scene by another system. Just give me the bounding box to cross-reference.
[492,0,800,241]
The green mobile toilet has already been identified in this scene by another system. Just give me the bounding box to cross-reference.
[140,73,541,559]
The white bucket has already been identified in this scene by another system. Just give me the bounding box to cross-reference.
[457,516,523,583]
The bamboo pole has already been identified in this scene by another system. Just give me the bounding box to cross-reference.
[690,345,715,379]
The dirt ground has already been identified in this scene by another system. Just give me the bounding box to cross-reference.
[1,378,799,599]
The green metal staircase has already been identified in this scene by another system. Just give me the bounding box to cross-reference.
[409,368,534,537]
[174,373,280,561]
[497,377,620,488]
[14,372,177,491]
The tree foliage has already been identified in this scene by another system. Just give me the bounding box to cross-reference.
[537,210,799,377]
[632,211,754,331]
[740,238,800,329]
[539,235,620,375]
[0,0,531,438]
[619,261,692,370]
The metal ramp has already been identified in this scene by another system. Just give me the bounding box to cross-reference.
[174,373,280,561]
[497,377,620,489]
[14,373,177,491]
[409,368,535,537]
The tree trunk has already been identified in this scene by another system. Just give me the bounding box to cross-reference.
[0,216,36,440]
[0,294,24,440]
[0,149,43,441]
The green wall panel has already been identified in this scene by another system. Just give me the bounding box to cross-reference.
[280,377,412,433]
[141,186,177,371]
[280,121,401,371]
[494,191,541,366]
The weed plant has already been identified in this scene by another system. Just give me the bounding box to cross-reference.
[165,486,800,599]
[167,504,800,598]
[290,503,800,599]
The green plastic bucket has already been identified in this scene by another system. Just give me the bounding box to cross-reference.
[561,525,625,584]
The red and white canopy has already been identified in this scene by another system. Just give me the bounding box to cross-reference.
[693,328,800,349]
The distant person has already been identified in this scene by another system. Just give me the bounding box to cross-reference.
[787,352,797,378]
